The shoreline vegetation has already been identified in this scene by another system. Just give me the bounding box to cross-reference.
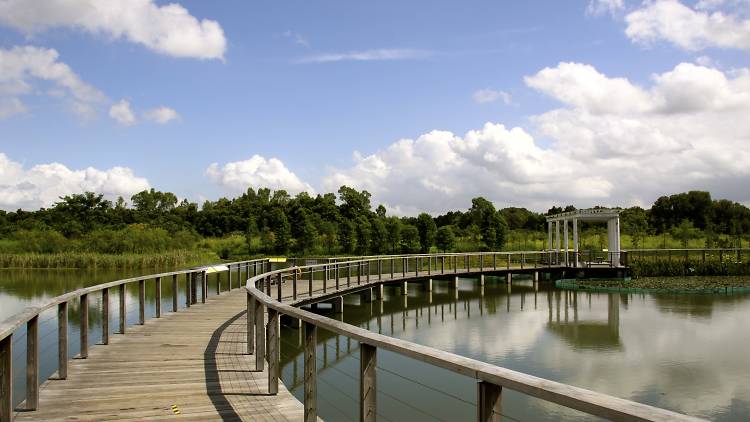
[0,250,219,269]
[1,188,749,272]
[558,276,750,293]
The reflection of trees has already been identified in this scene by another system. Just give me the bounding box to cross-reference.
[546,291,622,350]
[649,293,748,319]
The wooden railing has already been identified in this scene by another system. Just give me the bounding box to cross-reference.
[0,258,270,422]
[245,253,705,422]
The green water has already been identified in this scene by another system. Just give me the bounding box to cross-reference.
[280,276,750,421]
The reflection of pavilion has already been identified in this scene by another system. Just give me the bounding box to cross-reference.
[546,291,622,350]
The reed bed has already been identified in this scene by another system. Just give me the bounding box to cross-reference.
[0,250,219,269]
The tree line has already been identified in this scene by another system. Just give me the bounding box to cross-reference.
[0,187,748,257]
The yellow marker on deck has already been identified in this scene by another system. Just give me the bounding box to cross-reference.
[171,404,181,415]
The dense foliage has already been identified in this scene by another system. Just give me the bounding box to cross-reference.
[1,188,748,261]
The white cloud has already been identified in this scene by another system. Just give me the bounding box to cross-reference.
[472,89,513,104]
[143,106,179,124]
[109,100,136,126]
[297,49,431,63]
[0,45,106,119]
[283,30,309,47]
[0,153,150,210]
[206,155,314,195]
[322,61,750,214]
[0,98,27,118]
[625,0,750,52]
[586,0,625,16]
[0,0,226,60]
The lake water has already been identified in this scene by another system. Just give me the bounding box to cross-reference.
[279,275,750,421]
[2,269,749,420]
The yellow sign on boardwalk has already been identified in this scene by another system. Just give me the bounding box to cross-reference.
[268,257,287,263]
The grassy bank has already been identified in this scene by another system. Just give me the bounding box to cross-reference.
[568,276,750,292]
[0,250,220,269]
[630,259,750,277]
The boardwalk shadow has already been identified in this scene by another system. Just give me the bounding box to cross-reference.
[204,309,250,421]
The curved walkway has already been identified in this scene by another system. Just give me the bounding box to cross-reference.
[14,290,304,422]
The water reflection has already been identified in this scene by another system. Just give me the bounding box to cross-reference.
[280,275,750,422]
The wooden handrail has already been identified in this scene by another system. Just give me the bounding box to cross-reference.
[245,253,706,422]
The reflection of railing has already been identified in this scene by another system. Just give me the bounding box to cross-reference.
[246,253,704,422]
[0,258,269,420]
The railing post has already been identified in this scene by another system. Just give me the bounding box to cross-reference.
[477,381,502,422]
[119,284,126,333]
[358,262,362,285]
[247,293,254,355]
[416,257,420,277]
[454,256,458,273]
[229,264,233,290]
[335,264,340,290]
[360,343,377,422]
[277,273,283,302]
[155,277,161,318]
[0,334,11,422]
[216,272,221,295]
[493,254,497,270]
[58,302,68,380]
[80,293,88,358]
[378,259,382,281]
[186,273,192,307]
[266,275,272,297]
[201,271,207,303]
[308,268,314,297]
[390,258,394,279]
[138,280,145,324]
[172,274,178,312]
[102,288,109,344]
[267,308,279,395]
[255,299,265,371]
[442,256,445,274]
[26,315,39,410]
[367,261,371,283]
[293,269,298,301]
[304,321,317,422]
[347,264,352,287]
[403,257,407,277]
[480,254,484,270]
[118,283,125,334]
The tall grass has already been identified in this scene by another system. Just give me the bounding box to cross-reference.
[0,250,219,269]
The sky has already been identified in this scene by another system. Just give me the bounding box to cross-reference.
[1,0,750,214]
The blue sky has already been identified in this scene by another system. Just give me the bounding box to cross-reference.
[1,0,750,213]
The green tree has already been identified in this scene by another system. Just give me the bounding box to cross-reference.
[401,225,420,253]
[436,225,456,252]
[385,217,402,253]
[672,219,700,248]
[416,213,437,252]
[269,209,291,254]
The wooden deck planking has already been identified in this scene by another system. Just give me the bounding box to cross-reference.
[14,290,304,422]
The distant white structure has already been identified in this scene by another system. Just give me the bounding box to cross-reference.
[545,208,621,267]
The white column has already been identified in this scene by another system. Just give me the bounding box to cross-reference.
[613,217,621,266]
[563,219,569,266]
[555,221,560,252]
[573,218,579,267]
[606,218,614,264]
[547,222,553,251]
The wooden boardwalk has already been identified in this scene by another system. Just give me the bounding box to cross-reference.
[11,264,562,422]
[14,290,304,422]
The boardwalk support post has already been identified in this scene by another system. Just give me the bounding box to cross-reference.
[267,309,279,395]
[119,284,126,333]
[477,381,502,422]
[80,293,88,358]
[255,299,265,371]
[304,321,317,422]
[155,277,161,318]
[0,335,11,422]
[102,288,109,344]
[247,292,254,355]
[57,302,68,380]
[26,315,39,410]
[360,343,377,422]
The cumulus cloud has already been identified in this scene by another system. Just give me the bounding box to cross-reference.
[472,89,513,104]
[109,100,136,126]
[206,155,314,195]
[0,45,106,120]
[143,106,179,124]
[0,0,226,60]
[297,49,431,63]
[0,153,150,210]
[625,0,750,52]
[321,61,750,214]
